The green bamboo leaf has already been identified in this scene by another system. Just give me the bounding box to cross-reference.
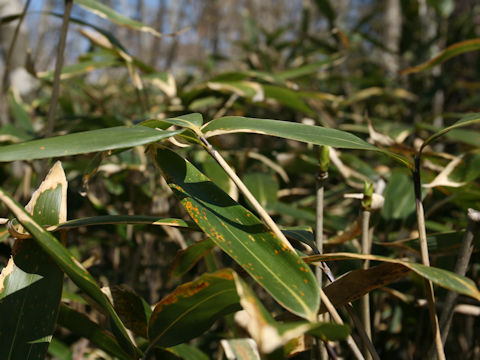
[153,148,320,321]
[0,188,140,357]
[202,116,378,150]
[8,90,35,134]
[262,85,313,115]
[401,38,480,75]
[162,113,204,131]
[421,113,480,152]
[381,231,471,254]
[57,304,131,360]
[170,238,216,277]
[47,339,72,360]
[37,59,121,81]
[303,252,480,301]
[233,274,348,354]
[74,0,163,37]
[9,215,200,240]
[382,170,416,220]
[0,162,66,360]
[148,269,241,348]
[165,344,209,360]
[0,124,32,142]
[243,173,278,209]
[55,215,198,231]
[0,126,182,162]
[274,55,343,81]
[208,80,264,100]
[201,116,410,167]
[110,285,152,338]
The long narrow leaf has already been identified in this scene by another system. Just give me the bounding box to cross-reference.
[421,113,480,152]
[401,38,480,75]
[57,304,131,360]
[0,162,66,359]
[303,252,480,301]
[74,0,163,37]
[148,269,240,348]
[201,116,377,150]
[0,188,140,357]
[0,126,182,161]
[152,148,320,321]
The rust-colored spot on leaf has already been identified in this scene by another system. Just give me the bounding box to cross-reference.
[214,269,234,280]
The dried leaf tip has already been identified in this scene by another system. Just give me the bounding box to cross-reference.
[0,258,14,294]
[467,208,480,223]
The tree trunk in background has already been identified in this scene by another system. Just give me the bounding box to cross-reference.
[382,0,401,77]
[0,0,36,124]
[419,0,447,155]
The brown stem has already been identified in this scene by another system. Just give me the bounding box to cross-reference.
[1,0,31,94]
[413,155,445,360]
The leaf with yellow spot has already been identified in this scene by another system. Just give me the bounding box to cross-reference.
[152,148,319,321]
[148,269,240,348]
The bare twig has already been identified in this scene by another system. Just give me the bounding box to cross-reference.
[316,146,329,289]
[0,0,32,125]
[413,155,446,360]
[321,261,380,360]
[1,0,31,94]
[319,289,365,360]
[45,0,73,138]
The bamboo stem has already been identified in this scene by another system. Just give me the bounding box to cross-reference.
[413,155,445,360]
[319,289,365,360]
[315,146,329,360]
[200,135,294,251]
[361,209,372,360]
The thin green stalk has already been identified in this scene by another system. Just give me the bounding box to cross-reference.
[201,137,369,359]
[315,146,329,360]
[413,155,445,360]
[45,0,73,138]
[361,209,372,360]
[315,146,329,284]
[360,183,373,360]
[199,135,295,251]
